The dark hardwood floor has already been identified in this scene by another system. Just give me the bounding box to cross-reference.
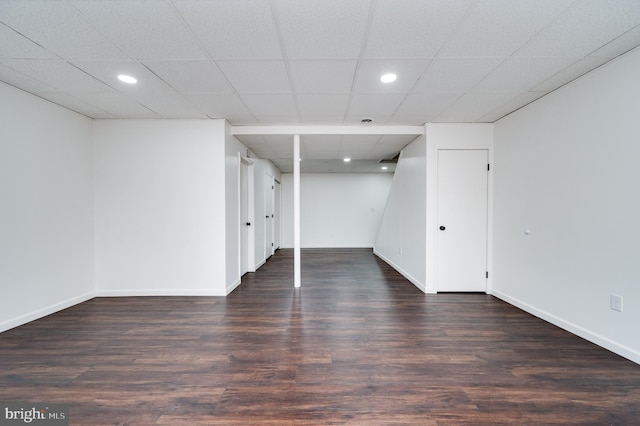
[1,248,639,425]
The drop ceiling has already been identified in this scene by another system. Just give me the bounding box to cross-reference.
[1,0,640,172]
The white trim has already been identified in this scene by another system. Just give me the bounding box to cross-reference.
[95,289,227,297]
[373,249,429,294]
[254,259,266,271]
[226,278,242,295]
[237,152,243,282]
[492,289,640,365]
[247,163,255,272]
[0,291,95,333]
[230,125,424,136]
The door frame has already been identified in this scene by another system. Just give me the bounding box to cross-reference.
[425,124,493,294]
[265,172,274,259]
[239,155,255,275]
[273,178,281,251]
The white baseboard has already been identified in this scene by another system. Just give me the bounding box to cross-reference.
[0,291,95,333]
[492,289,640,365]
[226,278,242,295]
[95,289,227,297]
[373,249,427,293]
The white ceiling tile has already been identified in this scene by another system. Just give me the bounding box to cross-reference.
[235,135,276,158]
[414,58,503,92]
[339,148,374,158]
[72,61,179,97]
[233,135,263,145]
[70,0,206,60]
[274,0,371,59]
[438,91,521,120]
[271,159,293,172]
[388,114,437,125]
[0,63,58,93]
[516,0,640,58]
[432,113,481,123]
[303,136,342,158]
[263,135,292,144]
[473,58,577,92]
[173,0,282,59]
[241,94,297,115]
[477,113,507,123]
[354,59,430,93]
[341,137,381,157]
[217,60,291,93]
[74,60,214,117]
[256,115,301,125]
[251,147,277,159]
[531,57,612,92]
[343,114,391,124]
[296,94,349,116]
[395,93,461,115]
[70,92,155,116]
[143,60,232,94]
[184,93,253,120]
[0,23,57,59]
[303,135,342,146]
[0,1,128,60]
[289,60,356,93]
[440,0,574,57]
[348,93,407,115]
[365,0,472,58]
[2,59,111,92]
[298,115,348,125]
[484,91,547,115]
[33,92,109,118]
[369,144,404,159]
[589,26,640,58]
[261,135,295,158]
[342,135,381,144]
[134,92,207,118]
[379,135,419,145]
[0,0,637,148]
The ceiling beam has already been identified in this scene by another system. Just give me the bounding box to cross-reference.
[229,125,425,136]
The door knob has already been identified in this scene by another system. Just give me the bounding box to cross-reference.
[439,226,446,231]
[246,222,251,226]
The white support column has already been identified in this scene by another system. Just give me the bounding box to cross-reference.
[293,134,301,288]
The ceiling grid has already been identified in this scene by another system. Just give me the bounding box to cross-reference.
[1,0,639,171]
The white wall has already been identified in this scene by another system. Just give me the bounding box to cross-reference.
[374,136,427,290]
[0,83,95,332]
[280,173,393,248]
[93,119,227,296]
[493,47,640,363]
[425,123,494,294]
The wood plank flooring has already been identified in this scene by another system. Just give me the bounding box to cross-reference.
[1,248,639,425]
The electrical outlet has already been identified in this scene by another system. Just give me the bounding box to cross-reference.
[610,294,623,312]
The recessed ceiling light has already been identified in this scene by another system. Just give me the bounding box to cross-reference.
[380,73,397,83]
[117,74,137,84]
[381,166,388,170]
[344,158,351,162]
